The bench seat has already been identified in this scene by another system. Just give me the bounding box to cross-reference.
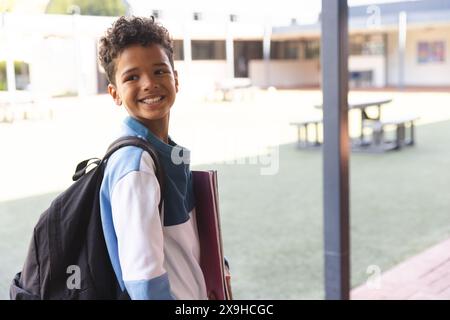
[290,115,323,148]
[365,115,419,150]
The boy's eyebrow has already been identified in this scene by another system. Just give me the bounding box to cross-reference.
[121,67,139,77]
[153,62,170,67]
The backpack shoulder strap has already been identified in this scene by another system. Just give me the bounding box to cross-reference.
[104,136,165,215]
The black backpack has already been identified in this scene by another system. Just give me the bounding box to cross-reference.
[10,136,164,300]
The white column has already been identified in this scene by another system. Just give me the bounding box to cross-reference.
[398,11,407,89]
[180,11,194,96]
[225,21,234,79]
[183,28,192,65]
[182,8,192,65]
[263,16,272,88]
[72,13,87,97]
[6,56,16,92]
[4,14,17,104]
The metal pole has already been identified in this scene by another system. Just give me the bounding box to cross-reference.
[321,0,350,300]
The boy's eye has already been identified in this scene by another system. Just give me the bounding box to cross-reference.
[155,69,168,75]
[125,75,138,82]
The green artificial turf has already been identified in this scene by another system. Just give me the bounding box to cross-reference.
[1,120,449,299]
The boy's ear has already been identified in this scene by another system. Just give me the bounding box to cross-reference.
[108,84,122,106]
[174,70,179,93]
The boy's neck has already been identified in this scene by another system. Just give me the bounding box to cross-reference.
[141,116,170,144]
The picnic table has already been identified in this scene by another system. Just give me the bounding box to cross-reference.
[215,78,252,101]
[291,98,419,152]
[0,91,53,123]
[346,98,393,147]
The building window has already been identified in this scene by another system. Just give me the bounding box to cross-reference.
[349,34,385,56]
[192,40,226,60]
[15,61,30,90]
[270,40,301,60]
[0,61,6,91]
[152,10,161,19]
[193,12,202,21]
[173,40,184,61]
[304,40,320,59]
[229,14,238,22]
[0,60,30,90]
[234,40,263,77]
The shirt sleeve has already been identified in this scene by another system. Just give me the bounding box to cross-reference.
[110,151,174,300]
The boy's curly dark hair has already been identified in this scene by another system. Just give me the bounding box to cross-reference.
[98,16,174,85]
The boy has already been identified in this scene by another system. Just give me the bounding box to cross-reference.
[98,16,207,300]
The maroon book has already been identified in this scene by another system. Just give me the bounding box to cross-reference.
[192,170,232,300]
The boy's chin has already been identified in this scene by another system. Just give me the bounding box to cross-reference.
[133,112,169,122]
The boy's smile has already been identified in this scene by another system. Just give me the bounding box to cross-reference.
[108,44,178,139]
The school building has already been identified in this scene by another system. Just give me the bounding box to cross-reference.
[262,0,450,89]
[0,0,449,100]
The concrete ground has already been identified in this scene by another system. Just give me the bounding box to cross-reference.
[1,88,450,299]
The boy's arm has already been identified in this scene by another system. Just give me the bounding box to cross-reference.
[110,152,174,300]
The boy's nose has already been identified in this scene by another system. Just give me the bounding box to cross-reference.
[142,76,159,90]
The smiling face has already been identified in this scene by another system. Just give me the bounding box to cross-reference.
[108,44,178,129]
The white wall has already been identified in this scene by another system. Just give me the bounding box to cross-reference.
[388,27,450,86]
[349,55,386,87]
[174,60,228,97]
[30,37,78,98]
[248,59,320,88]
[250,56,385,88]
[28,36,99,98]
[77,37,99,96]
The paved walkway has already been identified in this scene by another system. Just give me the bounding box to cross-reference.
[352,237,450,300]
